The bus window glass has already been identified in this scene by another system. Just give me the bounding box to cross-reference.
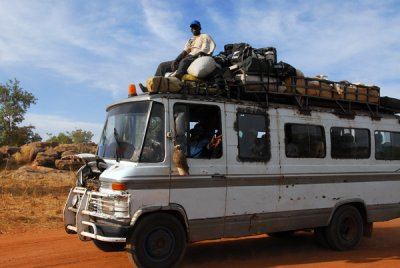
[173,103,222,159]
[140,102,165,162]
[375,131,400,160]
[285,124,325,158]
[237,113,270,161]
[331,127,370,159]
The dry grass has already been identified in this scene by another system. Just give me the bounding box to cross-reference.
[0,166,76,234]
[13,145,32,164]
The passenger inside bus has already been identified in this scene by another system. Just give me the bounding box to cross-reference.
[189,124,210,158]
[240,129,258,158]
[189,123,222,158]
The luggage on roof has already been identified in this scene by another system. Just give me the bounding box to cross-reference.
[146,76,182,93]
[225,43,277,75]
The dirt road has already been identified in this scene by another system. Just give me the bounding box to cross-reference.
[1,219,400,268]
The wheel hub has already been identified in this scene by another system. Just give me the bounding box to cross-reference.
[145,227,175,261]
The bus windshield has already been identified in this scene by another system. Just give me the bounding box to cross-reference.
[97,101,165,162]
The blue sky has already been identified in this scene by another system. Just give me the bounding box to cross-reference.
[1,0,399,142]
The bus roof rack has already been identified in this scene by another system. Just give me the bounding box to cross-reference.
[144,74,397,119]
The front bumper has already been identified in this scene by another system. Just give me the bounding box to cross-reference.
[63,187,131,242]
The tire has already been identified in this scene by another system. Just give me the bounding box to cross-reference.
[92,240,126,252]
[268,230,295,238]
[325,205,363,251]
[127,213,187,268]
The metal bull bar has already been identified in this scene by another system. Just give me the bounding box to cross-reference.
[63,187,130,242]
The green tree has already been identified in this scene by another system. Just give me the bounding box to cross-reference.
[0,79,37,146]
[47,132,73,144]
[13,125,42,145]
[68,129,94,143]
[46,129,93,144]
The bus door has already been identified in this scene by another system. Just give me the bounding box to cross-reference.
[169,100,227,241]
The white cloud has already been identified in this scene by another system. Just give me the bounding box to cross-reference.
[0,0,399,100]
[0,1,170,96]
[140,0,187,48]
[23,113,104,143]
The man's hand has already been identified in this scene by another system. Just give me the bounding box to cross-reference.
[209,134,222,149]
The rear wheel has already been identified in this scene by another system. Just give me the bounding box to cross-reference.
[325,205,363,251]
[127,213,186,268]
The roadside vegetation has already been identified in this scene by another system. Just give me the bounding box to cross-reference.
[0,166,75,234]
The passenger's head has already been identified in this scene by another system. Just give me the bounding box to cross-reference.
[190,20,201,36]
[245,129,258,140]
[190,124,205,140]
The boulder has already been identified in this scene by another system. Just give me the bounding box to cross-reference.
[11,165,73,180]
[44,148,62,159]
[61,150,79,158]
[0,146,21,156]
[55,158,84,171]
[53,144,97,156]
[55,154,85,171]
[29,147,46,162]
[32,152,56,168]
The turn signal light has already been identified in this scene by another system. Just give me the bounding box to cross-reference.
[112,183,127,191]
[128,84,137,97]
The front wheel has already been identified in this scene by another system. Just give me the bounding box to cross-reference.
[325,205,363,251]
[127,213,187,268]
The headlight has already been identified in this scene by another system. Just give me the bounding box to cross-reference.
[89,195,130,219]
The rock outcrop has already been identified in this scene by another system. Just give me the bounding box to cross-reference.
[55,155,85,171]
[0,143,97,171]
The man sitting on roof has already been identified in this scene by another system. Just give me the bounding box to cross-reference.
[139,20,215,92]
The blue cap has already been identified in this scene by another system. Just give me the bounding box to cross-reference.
[190,20,201,28]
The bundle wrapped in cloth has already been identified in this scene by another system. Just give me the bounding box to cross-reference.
[146,76,183,93]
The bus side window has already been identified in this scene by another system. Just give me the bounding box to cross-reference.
[174,103,222,159]
[237,112,270,161]
[285,123,325,158]
[331,127,370,159]
[375,130,400,160]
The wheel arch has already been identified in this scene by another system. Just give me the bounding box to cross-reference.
[328,199,367,221]
[129,203,190,240]
[327,199,371,236]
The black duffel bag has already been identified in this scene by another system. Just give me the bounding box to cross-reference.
[225,43,276,74]
[274,61,297,78]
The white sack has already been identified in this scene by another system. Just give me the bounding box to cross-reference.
[187,56,216,78]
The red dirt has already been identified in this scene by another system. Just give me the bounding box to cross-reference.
[1,219,400,267]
